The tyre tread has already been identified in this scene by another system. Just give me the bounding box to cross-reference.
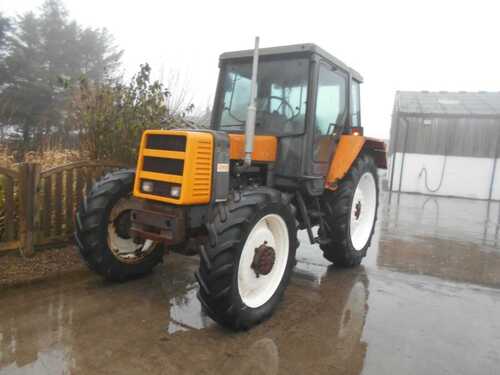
[74,169,163,281]
[320,154,379,267]
[196,186,298,330]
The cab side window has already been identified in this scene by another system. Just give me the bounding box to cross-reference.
[313,65,347,161]
[351,80,361,128]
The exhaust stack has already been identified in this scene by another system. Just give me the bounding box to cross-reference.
[243,36,259,168]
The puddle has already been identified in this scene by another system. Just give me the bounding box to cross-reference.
[1,193,500,374]
[167,283,214,333]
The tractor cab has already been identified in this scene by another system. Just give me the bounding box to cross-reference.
[212,44,365,194]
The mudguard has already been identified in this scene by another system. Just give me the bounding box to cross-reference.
[326,135,386,189]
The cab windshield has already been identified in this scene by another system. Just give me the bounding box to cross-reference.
[216,57,309,135]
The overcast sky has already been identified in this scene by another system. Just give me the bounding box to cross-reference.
[2,0,499,138]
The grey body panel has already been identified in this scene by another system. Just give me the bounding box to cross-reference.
[211,131,230,201]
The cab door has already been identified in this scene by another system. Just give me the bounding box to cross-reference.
[311,63,348,176]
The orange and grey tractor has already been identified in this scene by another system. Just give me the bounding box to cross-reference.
[74,39,387,330]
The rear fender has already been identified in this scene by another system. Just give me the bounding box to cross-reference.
[326,135,387,190]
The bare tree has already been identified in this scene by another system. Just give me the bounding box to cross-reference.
[158,67,195,120]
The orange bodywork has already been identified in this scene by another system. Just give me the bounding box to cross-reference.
[327,135,366,184]
[133,129,385,204]
[326,135,387,189]
[228,134,277,162]
[133,130,213,205]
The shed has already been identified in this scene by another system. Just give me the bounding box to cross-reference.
[388,91,500,200]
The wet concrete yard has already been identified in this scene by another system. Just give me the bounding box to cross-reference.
[1,193,500,374]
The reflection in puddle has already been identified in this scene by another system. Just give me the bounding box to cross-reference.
[2,192,500,374]
[293,260,328,286]
[167,283,213,333]
[377,235,500,288]
[384,192,500,247]
[219,267,370,375]
[379,193,500,287]
[0,264,216,374]
[0,250,372,375]
[0,290,75,374]
[293,230,330,286]
[220,337,280,375]
[0,349,72,375]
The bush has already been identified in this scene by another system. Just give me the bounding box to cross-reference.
[68,63,193,165]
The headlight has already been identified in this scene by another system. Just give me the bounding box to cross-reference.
[142,180,154,193]
[170,185,181,198]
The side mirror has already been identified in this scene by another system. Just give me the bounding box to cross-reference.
[327,123,336,135]
[328,122,344,138]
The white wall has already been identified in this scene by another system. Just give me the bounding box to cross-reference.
[388,153,500,200]
[494,159,500,200]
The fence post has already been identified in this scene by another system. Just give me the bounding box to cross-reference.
[18,162,41,257]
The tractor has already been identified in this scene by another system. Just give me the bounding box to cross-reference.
[74,40,387,330]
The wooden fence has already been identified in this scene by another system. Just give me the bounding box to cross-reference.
[0,160,128,256]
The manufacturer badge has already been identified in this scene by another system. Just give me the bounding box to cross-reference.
[217,163,229,172]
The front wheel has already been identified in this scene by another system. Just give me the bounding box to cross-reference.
[196,187,298,330]
[74,170,164,281]
[320,154,379,267]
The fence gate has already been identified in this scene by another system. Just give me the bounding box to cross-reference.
[0,161,128,256]
[0,166,20,253]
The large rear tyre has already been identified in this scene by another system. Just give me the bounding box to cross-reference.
[74,170,163,281]
[196,187,298,330]
[320,154,379,267]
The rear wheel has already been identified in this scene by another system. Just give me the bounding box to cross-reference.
[196,187,298,330]
[74,170,164,281]
[320,154,379,267]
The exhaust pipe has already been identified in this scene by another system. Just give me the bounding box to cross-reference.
[243,36,259,168]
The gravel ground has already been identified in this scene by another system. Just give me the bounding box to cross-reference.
[0,245,85,288]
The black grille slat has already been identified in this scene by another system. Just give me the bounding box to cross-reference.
[143,157,184,175]
[146,134,186,151]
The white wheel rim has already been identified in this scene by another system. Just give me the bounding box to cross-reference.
[350,172,377,251]
[107,197,156,263]
[237,214,289,308]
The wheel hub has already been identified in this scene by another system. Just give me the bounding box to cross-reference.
[251,241,276,277]
[354,201,362,220]
[114,210,132,239]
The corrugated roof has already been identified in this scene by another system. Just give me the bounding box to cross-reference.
[395,91,500,117]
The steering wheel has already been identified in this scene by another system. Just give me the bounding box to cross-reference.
[265,96,297,120]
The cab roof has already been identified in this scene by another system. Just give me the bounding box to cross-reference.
[219,43,363,82]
